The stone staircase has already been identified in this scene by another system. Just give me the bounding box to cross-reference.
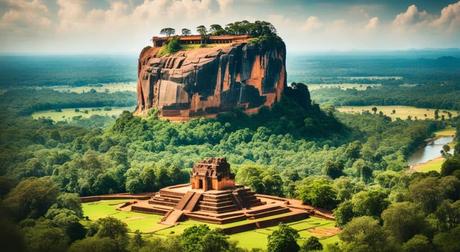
[245,205,290,220]
[148,189,184,207]
[184,192,202,212]
[161,209,183,225]
[197,191,240,213]
[175,191,195,210]
[233,188,264,209]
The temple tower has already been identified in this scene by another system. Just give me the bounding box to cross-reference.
[190,157,235,191]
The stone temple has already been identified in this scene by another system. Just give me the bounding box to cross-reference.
[127,158,317,228]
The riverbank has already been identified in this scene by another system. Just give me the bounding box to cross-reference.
[409,127,456,173]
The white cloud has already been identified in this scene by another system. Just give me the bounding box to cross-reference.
[301,16,321,32]
[217,0,233,11]
[431,1,460,31]
[365,17,379,29]
[393,4,430,27]
[1,0,460,53]
[0,0,51,33]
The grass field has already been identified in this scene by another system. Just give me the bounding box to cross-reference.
[412,157,445,173]
[32,106,135,122]
[228,217,340,250]
[307,83,381,91]
[337,105,459,121]
[82,200,164,233]
[50,82,137,93]
[82,200,340,250]
[435,128,456,137]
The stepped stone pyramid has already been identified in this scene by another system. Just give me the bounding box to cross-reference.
[129,158,310,225]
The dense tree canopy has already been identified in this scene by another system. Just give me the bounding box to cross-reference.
[267,223,300,252]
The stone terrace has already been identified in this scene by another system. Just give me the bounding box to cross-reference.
[128,183,309,225]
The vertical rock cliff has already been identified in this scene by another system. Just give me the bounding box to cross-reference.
[135,39,286,120]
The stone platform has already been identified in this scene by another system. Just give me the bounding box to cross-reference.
[128,183,304,225]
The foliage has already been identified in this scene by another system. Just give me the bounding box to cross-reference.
[2,88,135,116]
[87,216,129,250]
[267,223,300,252]
[301,236,323,251]
[181,28,191,35]
[432,225,460,252]
[160,28,175,37]
[68,237,119,252]
[180,225,230,252]
[209,24,226,35]
[22,220,69,252]
[3,177,59,220]
[0,76,457,252]
[158,36,182,56]
[340,216,392,252]
[138,236,182,252]
[295,176,337,210]
[402,234,433,252]
[381,202,429,242]
[236,164,283,196]
[311,83,460,111]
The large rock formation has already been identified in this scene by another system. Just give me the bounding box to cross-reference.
[135,38,287,120]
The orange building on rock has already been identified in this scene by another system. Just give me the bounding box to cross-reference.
[152,34,251,47]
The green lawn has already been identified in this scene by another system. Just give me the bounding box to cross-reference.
[32,106,135,122]
[337,105,458,121]
[228,218,339,250]
[82,200,340,250]
[82,200,163,233]
[413,158,445,173]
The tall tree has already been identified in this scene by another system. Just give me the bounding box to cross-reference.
[381,202,428,242]
[160,28,175,37]
[196,25,208,45]
[196,25,207,36]
[3,177,59,220]
[340,216,391,252]
[209,24,226,35]
[181,28,191,36]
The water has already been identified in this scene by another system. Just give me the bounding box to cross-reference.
[408,136,454,165]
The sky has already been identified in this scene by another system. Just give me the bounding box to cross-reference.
[0,0,459,54]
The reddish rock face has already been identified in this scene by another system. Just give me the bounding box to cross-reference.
[135,40,286,120]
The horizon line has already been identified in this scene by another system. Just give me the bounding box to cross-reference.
[0,48,459,56]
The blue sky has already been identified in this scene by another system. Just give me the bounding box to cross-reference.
[0,0,459,53]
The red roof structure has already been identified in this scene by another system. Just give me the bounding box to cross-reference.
[152,34,251,47]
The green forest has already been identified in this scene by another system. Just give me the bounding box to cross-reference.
[1,80,460,252]
[311,82,460,110]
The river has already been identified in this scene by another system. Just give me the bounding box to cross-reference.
[408,136,454,166]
